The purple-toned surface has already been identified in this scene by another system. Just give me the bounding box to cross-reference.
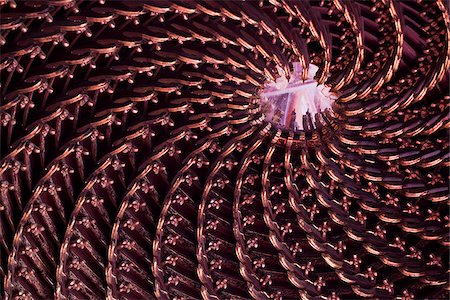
[0,1,449,299]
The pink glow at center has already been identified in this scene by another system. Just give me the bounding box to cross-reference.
[260,63,336,131]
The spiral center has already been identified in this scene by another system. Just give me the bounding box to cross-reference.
[260,63,336,131]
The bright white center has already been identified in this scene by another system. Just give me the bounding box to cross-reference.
[260,63,336,131]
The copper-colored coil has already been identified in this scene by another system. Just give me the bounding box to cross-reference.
[0,1,449,300]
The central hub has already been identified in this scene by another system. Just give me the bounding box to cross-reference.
[260,63,336,131]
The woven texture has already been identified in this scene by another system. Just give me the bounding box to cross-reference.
[0,1,449,299]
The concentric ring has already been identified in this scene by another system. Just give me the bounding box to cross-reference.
[0,1,449,299]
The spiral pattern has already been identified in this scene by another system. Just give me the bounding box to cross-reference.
[1,1,449,299]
